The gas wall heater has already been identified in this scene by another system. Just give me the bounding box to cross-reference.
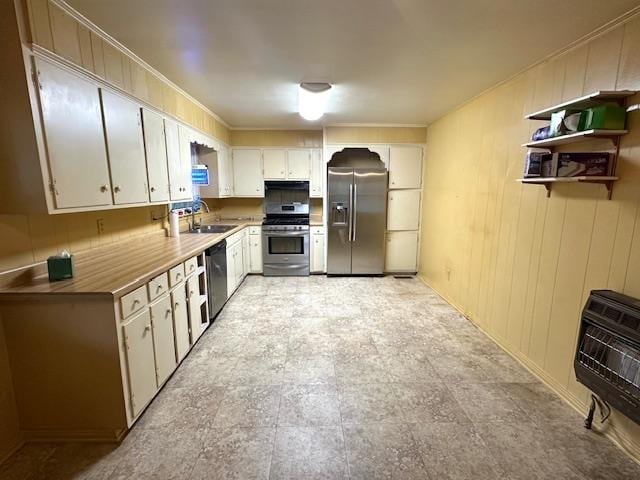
[574,290,640,427]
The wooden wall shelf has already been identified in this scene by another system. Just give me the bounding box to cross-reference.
[526,90,636,120]
[522,129,628,149]
[518,176,618,199]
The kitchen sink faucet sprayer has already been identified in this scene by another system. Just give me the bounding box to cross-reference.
[190,199,210,231]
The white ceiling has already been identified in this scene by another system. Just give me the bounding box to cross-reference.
[68,0,640,128]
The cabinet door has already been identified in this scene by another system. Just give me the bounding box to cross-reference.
[36,58,112,209]
[218,146,233,197]
[263,149,287,179]
[287,149,311,179]
[310,149,324,198]
[235,242,245,286]
[123,309,157,417]
[226,243,237,297]
[171,287,190,362]
[389,146,422,189]
[187,276,202,343]
[242,232,250,278]
[232,149,263,197]
[142,109,170,202]
[311,233,325,273]
[249,234,263,273]
[165,118,183,201]
[385,231,418,272]
[101,90,148,205]
[177,125,193,200]
[387,190,421,230]
[149,295,177,386]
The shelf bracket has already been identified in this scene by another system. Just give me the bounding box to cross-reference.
[544,183,552,198]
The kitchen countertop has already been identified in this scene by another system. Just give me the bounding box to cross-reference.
[0,220,260,299]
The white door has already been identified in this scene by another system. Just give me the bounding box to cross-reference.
[385,231,419,272]
[387,190,421,230]
[123,309,157,417]
[263,149,287,179]
[101,90,148,205]
[226,242,237,297]
[310,149,323,198]
[389,146,423,189]
[249,234,263,273]
[287,149,311,179]
[311,232,325,273]
[218,146,233,197]
[142,109,170,202]
[36,58,112,209]
[177,125,193,200]
[242,232,250,278]
[164,118,183,201]
[232,149,264,197]
[171,287,190,362]
[149,295,177,386]
[186,276,202,343]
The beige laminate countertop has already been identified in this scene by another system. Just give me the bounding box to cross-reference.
[0,220,260,299]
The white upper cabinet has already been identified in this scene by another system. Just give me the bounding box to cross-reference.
[218,145,234,197]
[232,149,264,197]
[263,149,287,179]
[165,120,191,201]
[287,149,311,179]
[369,146,390,169]
[388,146,423,189]
[141,109,170,203]
[387,190,421,230]
[101,90,148,205]
[36,58,112,209]
[197,144,233,198]
[310,149,323,198]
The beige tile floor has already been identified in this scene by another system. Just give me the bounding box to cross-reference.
[1,275,640,479]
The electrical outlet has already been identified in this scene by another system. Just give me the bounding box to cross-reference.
[97,218,105,235]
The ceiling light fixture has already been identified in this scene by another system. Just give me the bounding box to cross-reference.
[298,82,331,121]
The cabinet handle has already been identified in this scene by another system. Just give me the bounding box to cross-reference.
[114,186,121,193]
[174,302,180,308]
[150,187,156,192]
[156,285,163,292]
[190,290,194,297]
[144,324,151,331]
[132,299,140,305]
[166,308,172,316]
[100,185,109,192]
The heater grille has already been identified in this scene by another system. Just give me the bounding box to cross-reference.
[574,290,640,425]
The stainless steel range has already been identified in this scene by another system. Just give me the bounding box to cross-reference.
[262,181,310,276]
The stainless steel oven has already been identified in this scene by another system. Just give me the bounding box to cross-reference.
[262,224,310,276]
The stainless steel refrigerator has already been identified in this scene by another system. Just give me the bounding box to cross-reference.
[327,150,387,275]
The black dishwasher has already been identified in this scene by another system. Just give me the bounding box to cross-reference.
[205,240,228,321]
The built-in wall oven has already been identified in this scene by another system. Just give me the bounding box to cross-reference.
[262,181,310,276]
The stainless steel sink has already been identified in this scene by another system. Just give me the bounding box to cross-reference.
[189,224,236,234]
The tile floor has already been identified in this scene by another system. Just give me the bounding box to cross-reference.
[1,275,640,479]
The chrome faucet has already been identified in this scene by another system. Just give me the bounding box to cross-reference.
[190,199,210,230]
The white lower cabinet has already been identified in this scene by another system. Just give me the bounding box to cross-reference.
[123,308,157,417]
[187,276,203,343]
[385,231,419,272]
[310,149,324,198]
[171,286,190,362]
[241,231,250,278]
[310,227,325,273]
[249,230,263,273]
[226,231,249,296]
[149,295,177,386]
[387,190,421,230]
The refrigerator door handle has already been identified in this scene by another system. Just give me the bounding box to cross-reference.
[352,183,357,242]
[348,183,354,242]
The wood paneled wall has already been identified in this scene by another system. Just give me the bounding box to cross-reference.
[419,16,640,458]
[0,321,20,464]
[25,0,230,143]
[325,126,427,144]
[229,130,323,147]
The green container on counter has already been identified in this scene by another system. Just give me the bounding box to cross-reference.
[583,104,626,130]
[47,253,75,281]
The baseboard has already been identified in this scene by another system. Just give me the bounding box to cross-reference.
[23,427,126,443]
[417,274,640,464]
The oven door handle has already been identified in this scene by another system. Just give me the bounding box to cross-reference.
[263,231,308,237]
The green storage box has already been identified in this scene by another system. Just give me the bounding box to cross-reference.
[47,254,75,281]
[583,104,626,130]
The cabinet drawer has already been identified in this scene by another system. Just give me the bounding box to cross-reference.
[184,256,198,277]
[310,226,324,235]
[121,284,148,319]
[169,264,185,287]
[147,273,168,301]
[249,226,262,235]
